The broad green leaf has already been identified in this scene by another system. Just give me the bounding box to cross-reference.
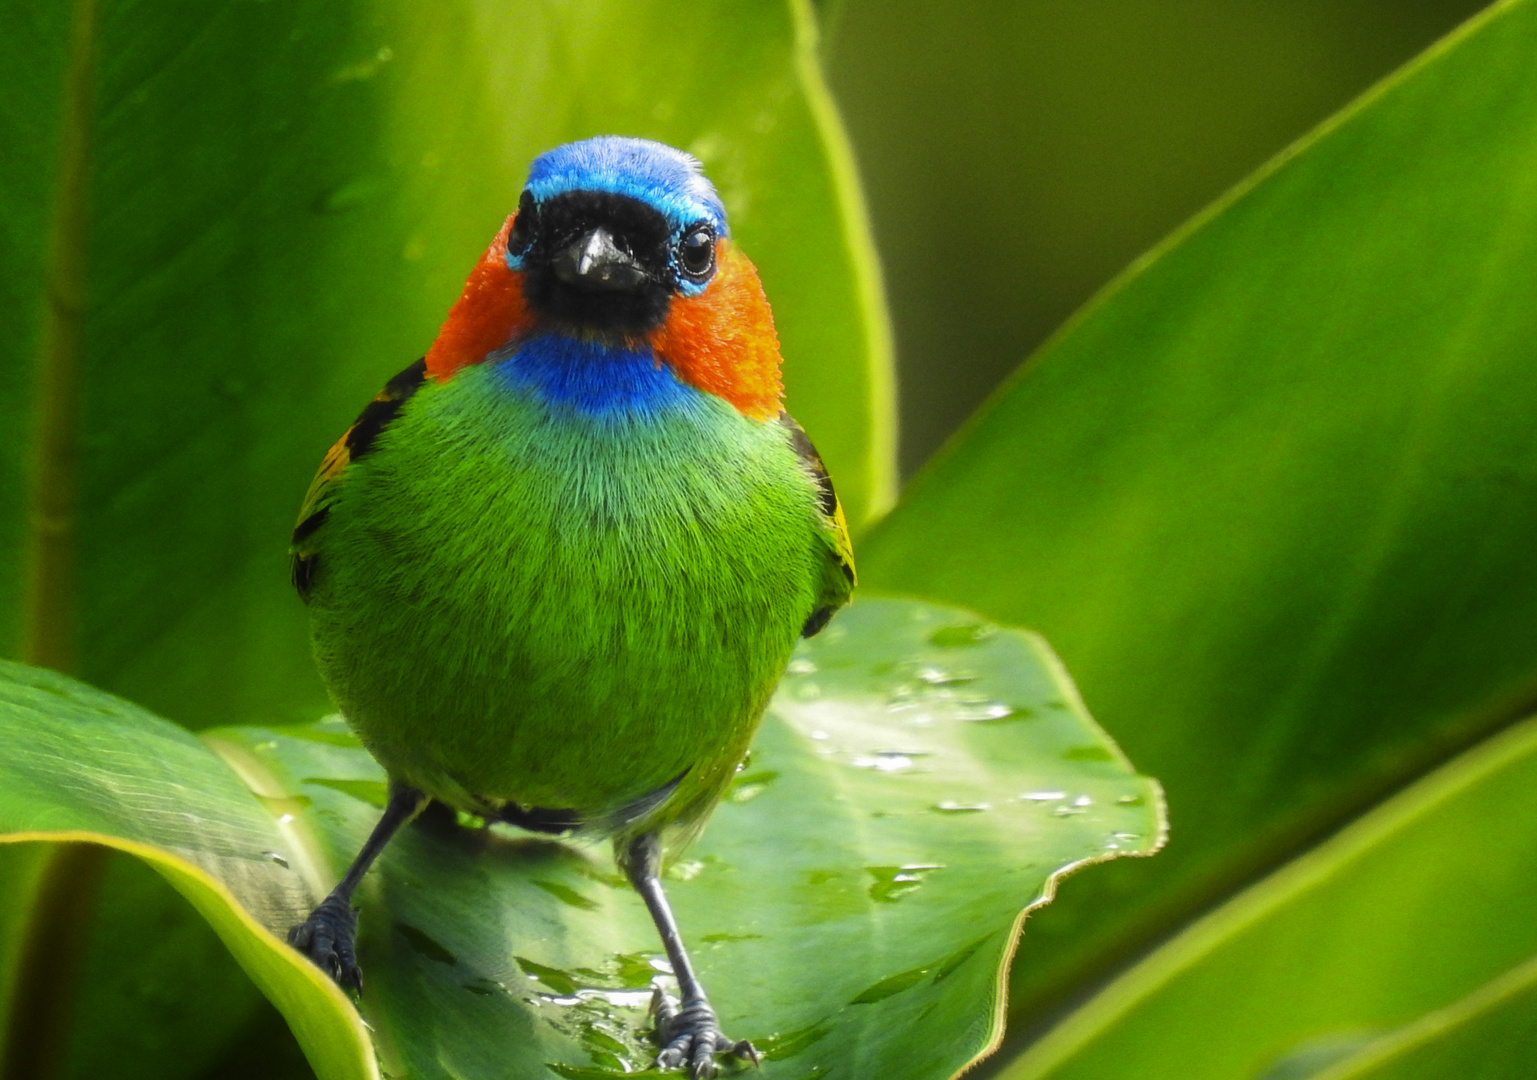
[0,0,893,730]
[0,599,1161,1080]
[1314,954,1537,1080]
[995,716,1537,1080]
[0,662,376,1080]
[858,0,1537,1022]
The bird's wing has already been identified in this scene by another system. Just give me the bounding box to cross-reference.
[777,412,856,638]
[290,358,428,602]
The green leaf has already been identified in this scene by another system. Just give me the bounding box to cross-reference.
[994,716,1537,1080]
[0,0,893,729]
[858,0,1537,1021]
[0,599,1162,1080]
[0,662,376,1080]
[1313,954,1537,1080]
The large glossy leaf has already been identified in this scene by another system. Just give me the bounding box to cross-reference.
[858,0,1537,1024]
[994,715,1537,1080]
[0,0,893,730]
[0,599,1161,1079]
[0,661,375,1080]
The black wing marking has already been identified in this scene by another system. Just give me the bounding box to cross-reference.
[777,412,856,638]
[290,358,428,602]
[779,412,840,520]
[343,358,430,460]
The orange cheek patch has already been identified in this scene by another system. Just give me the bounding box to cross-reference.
[650,242,784,421]
[425,216,536,381]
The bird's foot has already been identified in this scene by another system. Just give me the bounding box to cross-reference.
[650,988,758,1079]
[288,893,362,993]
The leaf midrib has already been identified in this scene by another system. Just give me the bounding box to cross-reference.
[21,0,96,674]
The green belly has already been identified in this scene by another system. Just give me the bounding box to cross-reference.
[305,362,824,833]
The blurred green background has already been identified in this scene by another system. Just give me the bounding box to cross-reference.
[822,0,1485,474]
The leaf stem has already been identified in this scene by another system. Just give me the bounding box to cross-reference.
[22,0,97,673]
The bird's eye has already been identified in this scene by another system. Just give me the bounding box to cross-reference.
[508,190,536,255]
[678,226,716,281]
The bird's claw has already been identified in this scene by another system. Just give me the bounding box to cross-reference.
[288,894,363,993]
[650,988,758,1079]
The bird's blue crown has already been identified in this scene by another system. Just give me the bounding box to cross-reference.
[524,136,728,236]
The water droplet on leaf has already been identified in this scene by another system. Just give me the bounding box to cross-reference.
[929,623,998,648]
[255,793,312,818]
[851,751,923,773]
[852,965,930,1003]
[533,879,601,911]
[866,864,943,903]
[916,666,974,686]
[755,1022,834,1060]
[729,770,778,803]
[396,923,456,965]
[517,956,580,995]
[957,702,1025,723]
[1064,745,1114,762]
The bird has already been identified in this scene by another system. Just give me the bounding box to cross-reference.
[284,135,856,1078]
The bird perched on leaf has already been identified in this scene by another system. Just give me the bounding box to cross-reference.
[286,136,855,1077]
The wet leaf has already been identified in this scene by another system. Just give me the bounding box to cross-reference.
[0,662,373,1080]
[0,599,1161,1080]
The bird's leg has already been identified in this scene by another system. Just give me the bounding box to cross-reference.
[288,781,424,992]
[622,832,758,1079]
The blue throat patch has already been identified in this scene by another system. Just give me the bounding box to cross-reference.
[493,334,696,420]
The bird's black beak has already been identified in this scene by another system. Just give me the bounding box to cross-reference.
[553,227,649,292]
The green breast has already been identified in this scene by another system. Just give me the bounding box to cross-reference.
[306,356,826,832]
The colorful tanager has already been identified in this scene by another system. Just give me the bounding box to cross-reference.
[286,136,856,1077]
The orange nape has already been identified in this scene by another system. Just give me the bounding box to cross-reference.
[425,216,534,381]
[651,242,784,421]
